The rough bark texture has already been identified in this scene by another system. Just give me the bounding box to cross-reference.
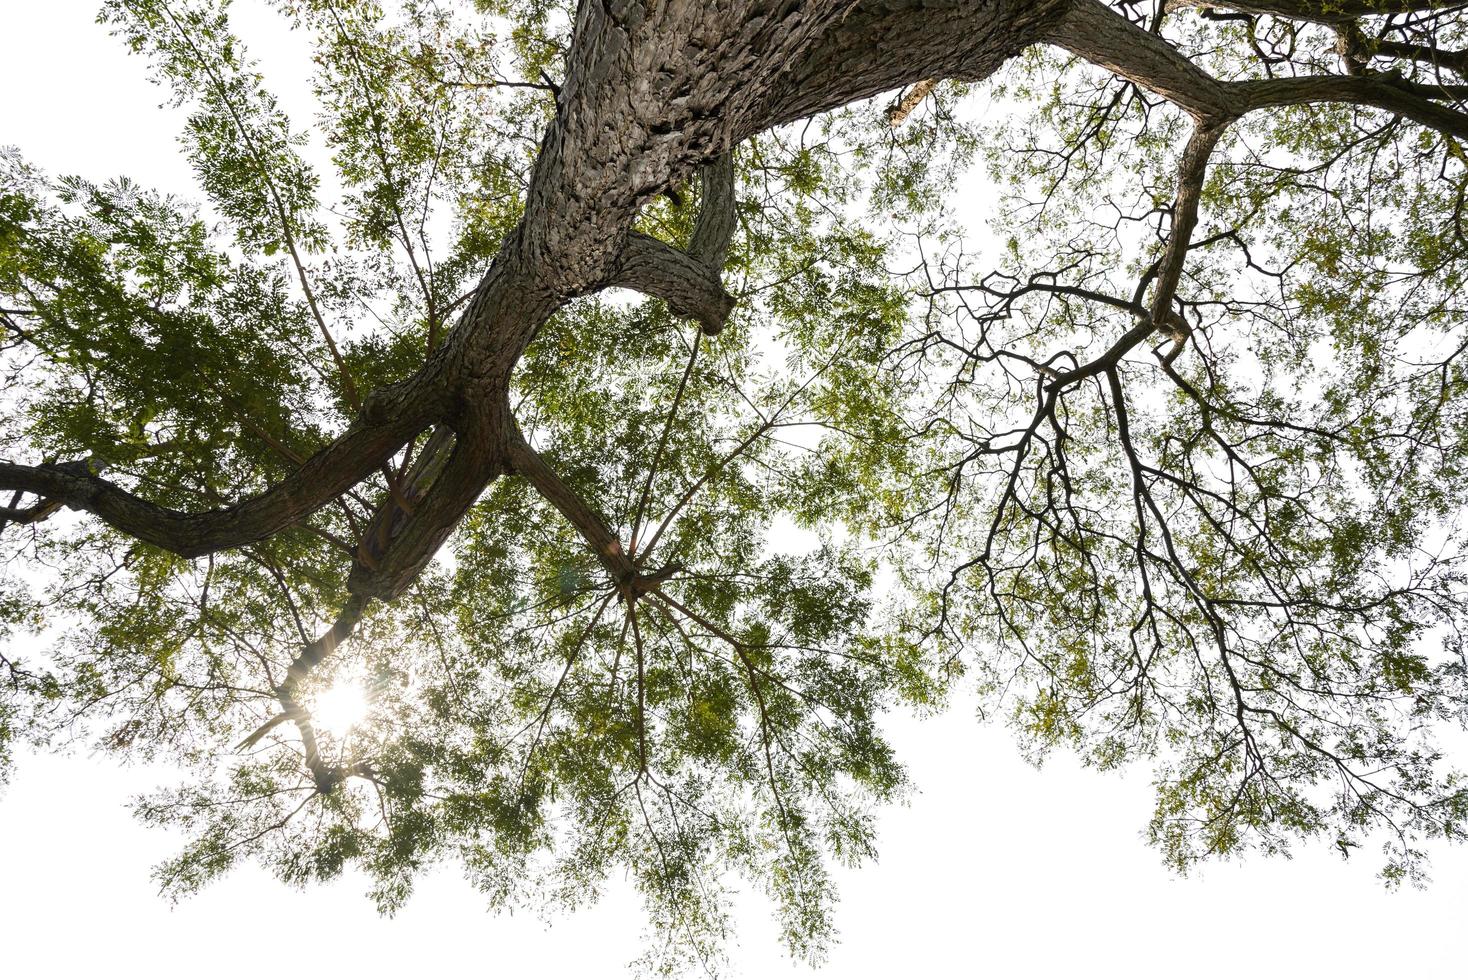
[9,0,1468,806]
[1049,0,1236,119]
[11,0,1468,612]
[755,0,1069,130]
[4,0,1066,604]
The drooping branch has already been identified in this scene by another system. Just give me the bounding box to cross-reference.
[320,5,440,351]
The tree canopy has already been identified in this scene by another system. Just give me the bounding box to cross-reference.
[4,0,1468,971]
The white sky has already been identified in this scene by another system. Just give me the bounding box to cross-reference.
[2,3,1467,977]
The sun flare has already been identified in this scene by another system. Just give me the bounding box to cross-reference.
[313,681,370,736]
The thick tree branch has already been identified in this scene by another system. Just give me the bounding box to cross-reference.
[607,154,738,335]
[506,1,859,302]
[0,389,436,558]
[8,0,1460,906]
[506,426,637,584]
[1238,74,1468,138]
[506,426,682,599]
[354,426,455,571]
[609,232,736,336]
[6,1,1072,599]
[1165,0,1462,25]
[0,492,67,530]
[1147,122,1228,324]
[755,0,1070,132]
[349,418,506,601]
[1370,37,1468,79]
[690,153,737,270]
[1047,0,1237,119]
[1051,0,1468,139]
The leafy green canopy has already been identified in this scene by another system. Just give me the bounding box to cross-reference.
[1,0,1468,972]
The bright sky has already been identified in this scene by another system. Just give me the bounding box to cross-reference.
[2,3,1467,978]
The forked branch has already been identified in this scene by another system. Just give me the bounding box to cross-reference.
[608,154,738,336]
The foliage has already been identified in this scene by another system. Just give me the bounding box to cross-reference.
[4,0,1468,973]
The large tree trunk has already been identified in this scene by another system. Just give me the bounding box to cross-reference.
[2,0,1071,602]
[362,0,1070,596]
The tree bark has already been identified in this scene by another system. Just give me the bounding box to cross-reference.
[11,0,1468,611]
[1051,0,1468,139]
[2,1,1066,594]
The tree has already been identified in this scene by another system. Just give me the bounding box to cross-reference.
[3,0,1468,969]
